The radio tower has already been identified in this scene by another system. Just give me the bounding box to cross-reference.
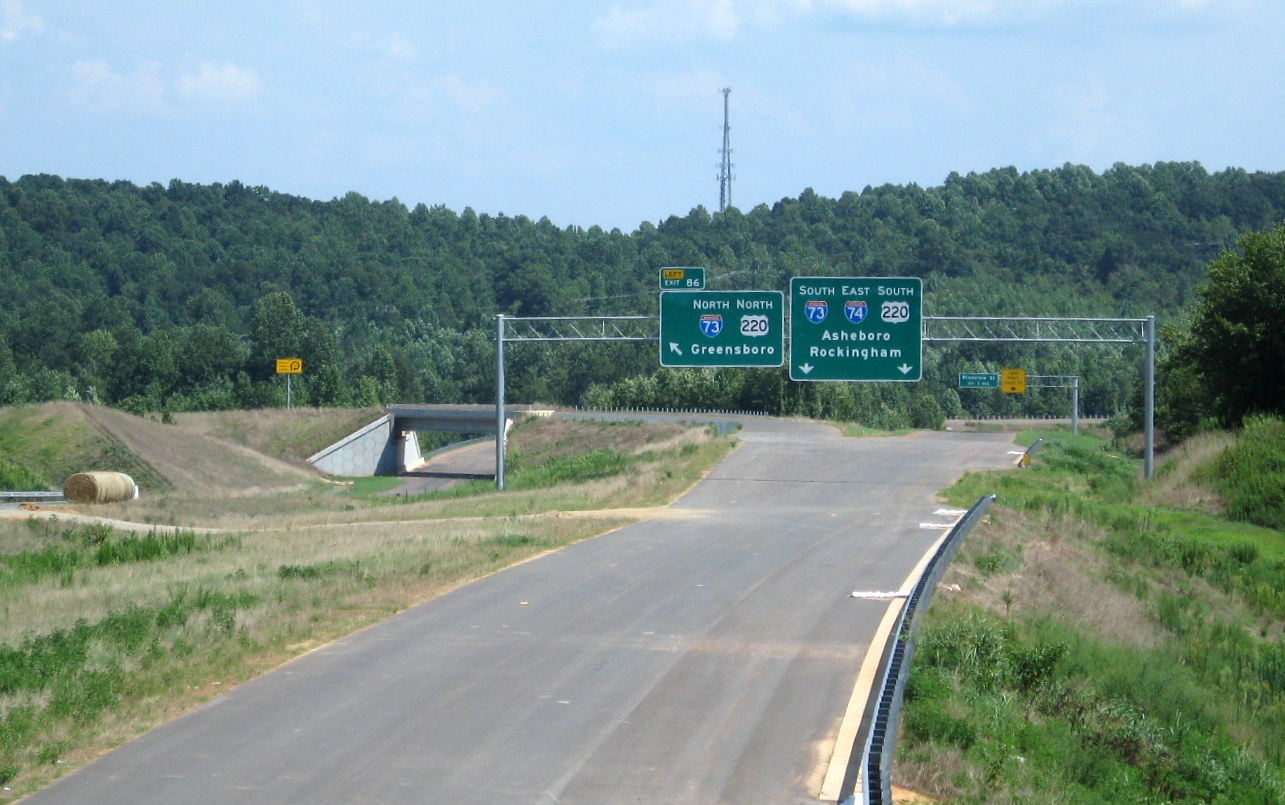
[717,87,734,213]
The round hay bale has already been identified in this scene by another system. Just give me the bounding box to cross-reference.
[63,471,138,504]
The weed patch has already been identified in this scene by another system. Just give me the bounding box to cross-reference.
[277,560,362,581]
[0,525,206,590]
[1201,416,1285,530]
[0,459,48,491]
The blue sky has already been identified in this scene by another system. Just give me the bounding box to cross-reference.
[2,1,1282,232]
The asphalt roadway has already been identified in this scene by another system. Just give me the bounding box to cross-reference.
[21,417,1018,805]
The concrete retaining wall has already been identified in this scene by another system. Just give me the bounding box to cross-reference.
[305,414,406,475]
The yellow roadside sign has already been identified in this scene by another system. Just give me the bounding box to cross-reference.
[1001,368,1026,394]
[276,358,304,374]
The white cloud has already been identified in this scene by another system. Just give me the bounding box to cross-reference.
[175,62,265,104]
[817,0,1063,26]
[436,75,508,115]
[1073,86,1112,151]
[382,74,509,127]
[1049,75,1123,159]
[67,60,167,113]
[380,33,421,64]
[814,0,1266,26]
[592,0,744,45]
[0,0,41,42]
[590,0,1082,42]
[592,0,1265,39]
[64,59,263,115]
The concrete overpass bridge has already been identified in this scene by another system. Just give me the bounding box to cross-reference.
[306,404,548,477]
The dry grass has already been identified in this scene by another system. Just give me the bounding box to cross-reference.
[172,406,385,463]
[508,417,693,459]
[0,513,631,645]
[895,745,966,801]
[940,508,1160,650]
[78,404,320,493]
[1136,430,1232,513]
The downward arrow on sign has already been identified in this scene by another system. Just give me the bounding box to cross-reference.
[898,363,913,374]
[798,363,814,374]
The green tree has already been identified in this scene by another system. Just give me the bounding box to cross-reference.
[365,344,398,404]
[250,291,307,379]
[1166,224,1285,430]
[174,324,248,391]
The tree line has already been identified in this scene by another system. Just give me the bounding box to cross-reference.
[2,162,1284,432]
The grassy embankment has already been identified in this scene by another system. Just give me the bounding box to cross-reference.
[0,406,735,799]
[898,419,1285,804]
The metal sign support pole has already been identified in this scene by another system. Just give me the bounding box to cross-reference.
[926,316,1155,478]
[1072,376,1080,435]
[1144,316,1155,479]
[496,314,506,491]
[492,314,657,491]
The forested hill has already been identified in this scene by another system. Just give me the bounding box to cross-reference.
[2,162,1284,422]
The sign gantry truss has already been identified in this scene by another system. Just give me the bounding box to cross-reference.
[498,315,1151,345]
[924,316,1149,344]
[500,315,657,342]
[496,314,1156,487]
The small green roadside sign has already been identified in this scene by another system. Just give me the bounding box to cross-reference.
[959,372,1000,388]
[659,266,706,290]
[659,290,783,368]
[789,277,922,381]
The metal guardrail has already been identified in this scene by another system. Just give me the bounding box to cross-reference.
[0,490,66,503]
[1020,437,1045,468]
[849,493,998,805]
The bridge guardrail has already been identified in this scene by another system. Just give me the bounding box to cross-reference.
[848,493,997,805]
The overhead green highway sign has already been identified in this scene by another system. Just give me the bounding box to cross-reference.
[789,276,922,381]
[659,266,706,290]
[958,372,1000,388]
[659,290,784,368]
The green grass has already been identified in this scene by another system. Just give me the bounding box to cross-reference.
[836,422,911,437]
[0,405,166,490]
[0,586,258,759]
[0,458,48,491]
[900,427,1285,802]
[506,448,632,488]
[341,476,406,496]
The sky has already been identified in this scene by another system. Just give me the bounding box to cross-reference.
[2,0,1283,232]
